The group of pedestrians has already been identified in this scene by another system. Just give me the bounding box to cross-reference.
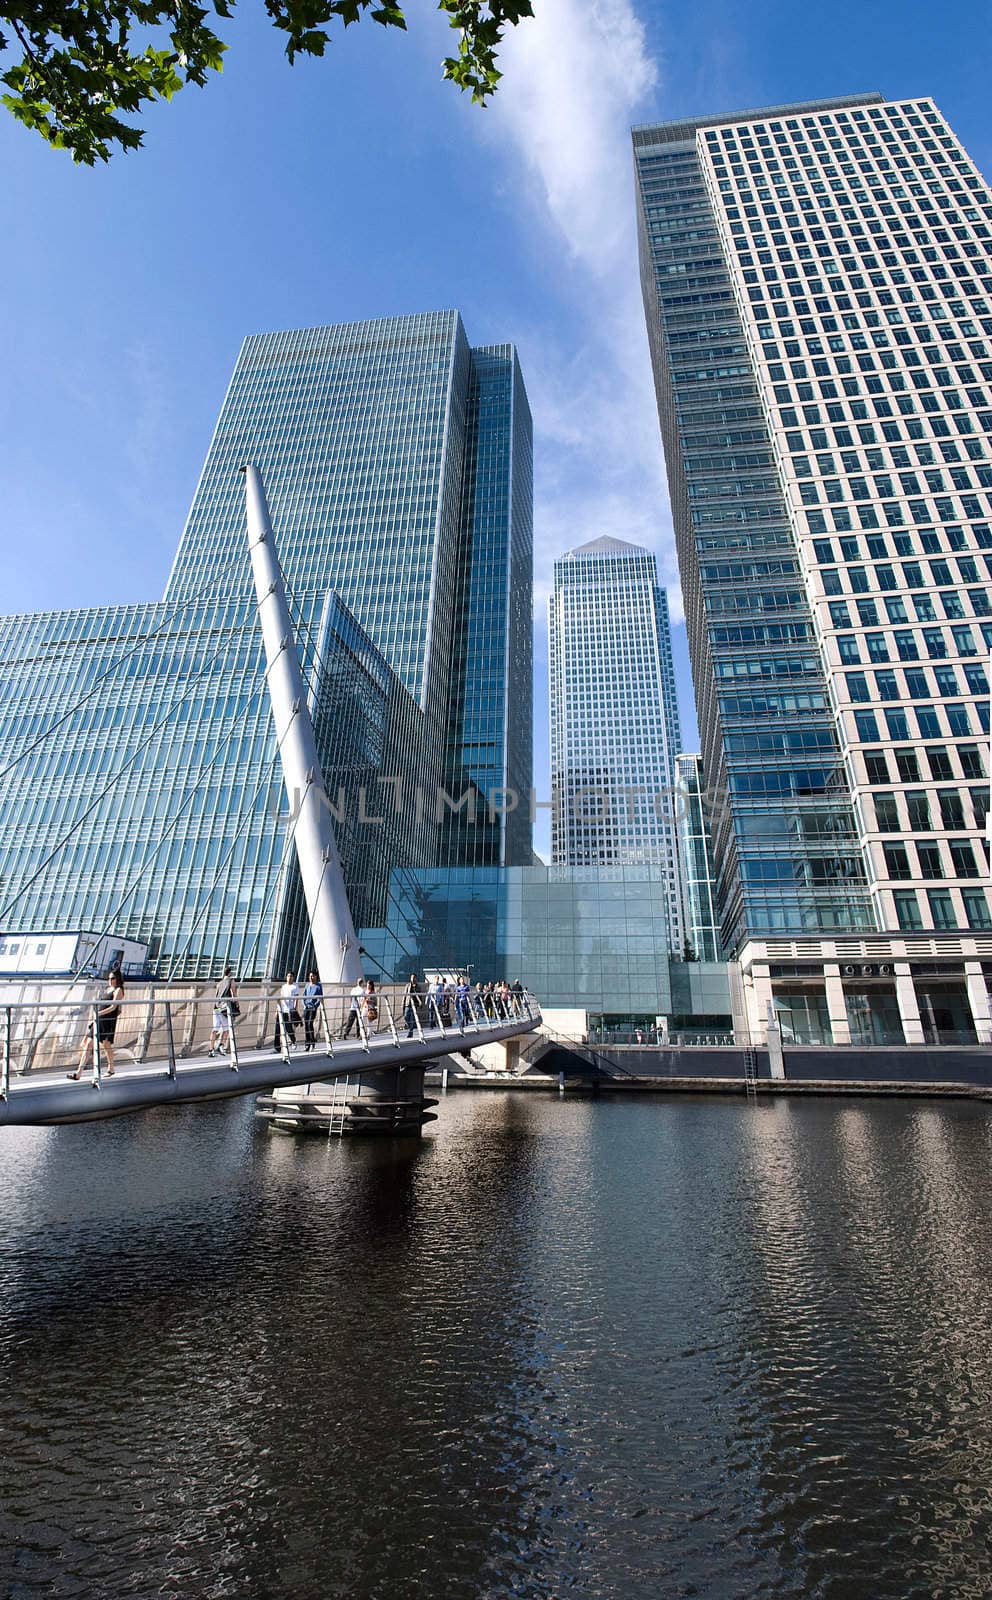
[64,963,529,1081]
[401,975,526,1037]
[274,970,325,1053]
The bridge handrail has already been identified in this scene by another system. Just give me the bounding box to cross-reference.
[0,987,541,1095]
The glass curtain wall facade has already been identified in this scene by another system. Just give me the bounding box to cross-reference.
[0,312,534,978]
[635,95,992,951]
[165,312,532,869]
[444,346,534,867]
[675,753,722,960]
[0,593,419,978]
[549,537,683,947]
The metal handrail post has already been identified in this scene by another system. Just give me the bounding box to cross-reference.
[92,1001,101,1084]
[164,1001,177,1079]
[2,1007,10,1099]
[381,993,401,1048]
[406,991,426,1044]
[228,1004,239,1071]
[429,995,446,1039]
[319,999,334,1057]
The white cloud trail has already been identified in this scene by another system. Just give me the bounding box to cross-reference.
[484,0,680,611]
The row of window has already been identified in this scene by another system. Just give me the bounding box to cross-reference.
[845,661,988,700]
[860,746,986,785]
[872,788,987,832]
[881,838,986,880]
[828,590,990,627]
[892,887,991,931]
[823,554,991,590]
[850,703,986,743]
[836,621,989,662]
[811,523,989,560]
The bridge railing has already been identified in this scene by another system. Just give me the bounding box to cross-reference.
[0,985,540,1091]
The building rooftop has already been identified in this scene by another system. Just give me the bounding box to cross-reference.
[562,536,650,561]
[632,92,884,146]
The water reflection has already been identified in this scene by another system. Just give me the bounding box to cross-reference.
[0,1093,990,1598]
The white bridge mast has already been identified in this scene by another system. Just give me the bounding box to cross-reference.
[243,464,362,987]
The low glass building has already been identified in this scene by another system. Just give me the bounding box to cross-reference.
[360,864,732,1031]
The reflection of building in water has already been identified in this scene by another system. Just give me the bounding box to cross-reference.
[635,92,992,1046]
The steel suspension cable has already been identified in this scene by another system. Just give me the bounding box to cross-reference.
[0,547,257,785]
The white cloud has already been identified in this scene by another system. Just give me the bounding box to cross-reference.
[480,0,682,615]
[493,0,658,276]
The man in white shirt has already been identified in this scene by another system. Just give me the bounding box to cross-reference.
[275,970,300,1052]
[341,978,366,1039]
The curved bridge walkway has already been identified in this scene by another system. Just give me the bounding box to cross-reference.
[0,993,542,1127]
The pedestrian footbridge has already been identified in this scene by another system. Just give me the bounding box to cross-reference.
[0,989,541,1127]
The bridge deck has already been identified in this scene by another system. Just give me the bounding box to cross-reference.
[0,1010,541,1127]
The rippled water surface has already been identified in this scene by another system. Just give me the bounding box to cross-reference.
[2,1091,992,1598]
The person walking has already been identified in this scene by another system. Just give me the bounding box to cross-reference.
[342,978,366,1038]
[208,966,238,1056]
[275,971,300,1053]
[302,970,323,1052]
[363,978,379,1035]
[69,969,125,1079]
[471,980,486,1021]
[456,975,471,1027]
[403,974,421,1038]
[430,976,446,1028]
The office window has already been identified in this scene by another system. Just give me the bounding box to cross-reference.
[949,841,979,878]
[962,889,992,929]
[894,889,923,930]
[959,747,985,780]
[874,793,901,832]
[946,704,972,736]
[864,752,890,784]
[907,791,932,830]
[926,889,956,929]
[883,844,911,879]
[938,791,966,829]
[916,844,944,878]
[846,672,871,702]
[926,749,954,781]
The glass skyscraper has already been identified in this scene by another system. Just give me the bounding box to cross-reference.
[0,312,533,978]
[635,95,992,1047]
[549,537,683,946]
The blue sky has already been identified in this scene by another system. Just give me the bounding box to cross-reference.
[2,0,990,854]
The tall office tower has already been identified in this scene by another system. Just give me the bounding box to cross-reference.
[167,312,533,867]
[549,537,683,945]
[635,96,992,1047]
[0,313,533,978]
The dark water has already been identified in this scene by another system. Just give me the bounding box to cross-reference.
[1,1090,991,1599]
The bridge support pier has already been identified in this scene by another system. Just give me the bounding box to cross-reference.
[352,1064,437,1135]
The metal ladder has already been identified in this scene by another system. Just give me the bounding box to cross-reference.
[742,1046,758,1099]
[327,1076,352,1137]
